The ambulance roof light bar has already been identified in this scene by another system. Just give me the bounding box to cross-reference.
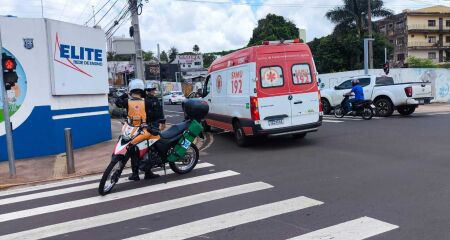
[262,39,301,45]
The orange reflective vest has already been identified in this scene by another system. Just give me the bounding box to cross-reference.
[128,99,147,126]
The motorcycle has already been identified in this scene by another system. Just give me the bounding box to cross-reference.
[334,94,375,120]
[98,99,209,195]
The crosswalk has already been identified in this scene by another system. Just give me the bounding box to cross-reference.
[322,115,384,123]
[0,161,398,240]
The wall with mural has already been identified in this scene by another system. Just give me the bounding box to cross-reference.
[0,17,111,161]
[318,68,450,103]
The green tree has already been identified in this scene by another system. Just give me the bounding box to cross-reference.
[193,44,200,53]
[169,47,179,63]
[160,50,169,63]
[308,30,393,73]
[248,14,299,46]
[107,52,131,61]
[202,53,217,68]
[143,50,156,61]
[407,56,437,68]
[326,0,392,37]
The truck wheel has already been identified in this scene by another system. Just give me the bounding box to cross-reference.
[374,98,394,117]
[321,98,331,115]
[233,121,249,147]
[397,106,416,116]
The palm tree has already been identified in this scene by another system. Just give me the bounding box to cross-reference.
[193,44,200,53]
[326,0,393,37]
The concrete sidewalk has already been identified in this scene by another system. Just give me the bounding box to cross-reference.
[415,103,450,113]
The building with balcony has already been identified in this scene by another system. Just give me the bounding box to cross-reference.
[376,5,450,67]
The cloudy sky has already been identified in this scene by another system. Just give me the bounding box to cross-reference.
[1,0,448,53]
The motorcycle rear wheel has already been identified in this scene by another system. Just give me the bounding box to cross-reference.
[334,106,345,118]
[362,107,373,120]
[98,155,125,196]
[169,144,199,174]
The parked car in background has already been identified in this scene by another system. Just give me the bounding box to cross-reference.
[320,75,433,116]
[163,91,186,105]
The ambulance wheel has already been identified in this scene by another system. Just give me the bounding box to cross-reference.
[169,100,173,105]
[169,144,199,174]
[233,121,249,147]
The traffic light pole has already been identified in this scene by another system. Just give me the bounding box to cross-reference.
[0,26,16,176]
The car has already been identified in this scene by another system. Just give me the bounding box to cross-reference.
[320,75,433,116]
[163,91,186,105]
[182,90,203,111]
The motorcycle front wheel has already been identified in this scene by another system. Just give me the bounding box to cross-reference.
[169,144,199,174]
[334,105,345,118]
[98,155,125,196]
[362,107,373,120]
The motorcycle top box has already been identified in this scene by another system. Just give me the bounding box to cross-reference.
[183,99,209,120]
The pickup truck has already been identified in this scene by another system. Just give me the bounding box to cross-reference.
[320,75,433,117]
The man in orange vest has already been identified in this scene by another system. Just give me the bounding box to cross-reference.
[115,79,162,181]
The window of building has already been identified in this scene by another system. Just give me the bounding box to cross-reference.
[380,26,386,32]
[411,34,415,38]
[194,62,201,66]
[428,52,436,59]
[395,21,403,28]
[446,20,450,27]
[188,64,191,68]
[428,36,436,43]
[446,36,450,42]
[389,23,393,28]
[397,54,405,61]
[389,39,394,44]
[428,20,436,27]
[397,37,405,45]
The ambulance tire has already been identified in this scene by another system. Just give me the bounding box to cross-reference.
[233,121,249,147]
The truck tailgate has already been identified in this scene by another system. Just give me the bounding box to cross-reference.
[411,82,432,98]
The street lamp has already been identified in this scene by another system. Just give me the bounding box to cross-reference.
[364,38,374,75]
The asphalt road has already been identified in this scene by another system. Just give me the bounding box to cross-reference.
[1,105,449,239]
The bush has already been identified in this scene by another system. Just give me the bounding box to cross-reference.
[407,56,437,68]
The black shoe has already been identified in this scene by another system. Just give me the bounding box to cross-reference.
[144,172,160,180]
[128,173,140,181]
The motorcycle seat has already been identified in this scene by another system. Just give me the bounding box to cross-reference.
[160,122,188,139]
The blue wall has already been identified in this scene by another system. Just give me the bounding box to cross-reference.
[0,106,112,161]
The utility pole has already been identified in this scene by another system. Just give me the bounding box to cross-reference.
[92,6,96,26]
[368,0,373,69]
[129,0,144,80]
[40,0,44,18]
[0,26,16,176]
[364,38,375,75]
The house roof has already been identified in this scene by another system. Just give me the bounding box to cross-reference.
[408,5,450,14]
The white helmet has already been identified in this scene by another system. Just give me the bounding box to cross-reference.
[128,79,145,95]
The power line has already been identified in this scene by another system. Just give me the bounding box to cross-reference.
[103,1,129,29]
[96,0,121,26]
[85,0,114,25]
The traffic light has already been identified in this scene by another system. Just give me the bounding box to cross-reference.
[2,53,18,90]
[383,62,390,75]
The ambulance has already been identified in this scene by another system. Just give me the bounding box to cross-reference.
[202,39,323,146]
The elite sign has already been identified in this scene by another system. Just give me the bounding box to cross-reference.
[49,20,108,95]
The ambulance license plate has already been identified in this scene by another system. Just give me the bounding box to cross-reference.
[268,119,284,126]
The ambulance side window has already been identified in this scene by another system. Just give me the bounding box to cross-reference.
[292,64,313,85]
[203,75,211,97]
[260,66,284,88]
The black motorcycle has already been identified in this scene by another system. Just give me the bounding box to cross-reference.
[334,94,375,120]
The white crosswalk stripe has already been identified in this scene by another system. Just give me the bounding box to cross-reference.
[0,163,214,206]
[125,196,324,240]
[287,217,399,240]
[0,161,399,240]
